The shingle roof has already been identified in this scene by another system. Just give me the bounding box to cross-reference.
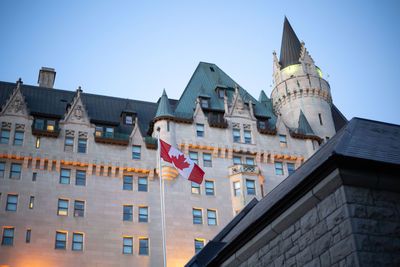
[279,17,302,69]
[296,110,315,135]
[155,89,174,118]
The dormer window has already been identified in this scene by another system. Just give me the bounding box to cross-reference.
[33,118,58,132]
[217,89,225,99]
[121,113,136,125]
[200,98,210,109]
[125,115,133,125]
[95,126,115,138]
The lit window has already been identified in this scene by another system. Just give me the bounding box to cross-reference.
[280,135,287,147]
[123,237,133,254]
[207,209,217,226]
[132,146,141,160]
[78,139,87,153]
[203,153,212,167]
[287,163,295,175]
[139,206,148,223]
[191,182,200,194]
[275,162,283,175]
[244,130,252,144]
[246,158,255,166]
[47,120,56,131]
[139,238,149,255]
[64,137,74,152]
[123,205,133,221]
[123,175,133,191]
[138,177,148,192]
[32,172,37,181]
[193,208,202,224]
[29,196,35,209]
[74,200,84,217]
[1,129,10,144]
[205,180,214,195]
[60,169,71,184]
[10,163,22,179]
[0,162,5,177]
[233,181,240,196]
[13,131,24,146]
[2,227,14,246]
[72,233,83,251]
[26,229,31,243]
[196,124,204,137]
[233,129,240,142]
[95,126,103,136]
[246,180,255,195]
[55,231,67,250]
[233,156,241,165]
[76,170,86,186]
[194,239,204,253]
[125,115,133,125]
[200,98,209,108]
[6,194,18,211]
[57,199,68,216]
[35,137,40,148]
[189,151,198,164]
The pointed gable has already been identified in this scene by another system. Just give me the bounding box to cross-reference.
[1,79,29,117]
[155,89,174,118]
[279,17,302,69]
[62,87,90,125]
[297,110,315,135]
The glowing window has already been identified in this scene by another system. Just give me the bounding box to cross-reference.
[57,199,68,216]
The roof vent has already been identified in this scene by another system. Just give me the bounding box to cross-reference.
[38,67,56,88]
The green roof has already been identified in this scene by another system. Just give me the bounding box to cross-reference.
[155,89,174,118]
[297,110,315,135]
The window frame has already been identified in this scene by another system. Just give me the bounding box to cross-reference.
[275,162,284,175]
[76,170,86,186]
[123,205,133,221]
[29,196,35,209]
[191,181,200,194]
[138,177,148,192]
[233,156,241,165]
[203,153,212,167]
[139,238,149,255]
[233,129,241,143]
[2,227,15,246]
[6,194,18,211]
[205,180,214,196]
[189,151,198,164]
[0,162,5,177]
[77,139,87,153]
[287,163,295,175]
[74,200,85,217]
[60,169,71,184]
[138,206,148,223]
[10,163,22,179]
[244,130,252,144]
[13,131,24,146]
[123,236,133,254]
[64,137,74,152]
[0,129,10,144]
[194,239,205,254]
[55,231,67,250]
[26,228,31,243]
[233,181,241,196]
[192,208,202,224]
[123,175,133,191]
[280,135,287,147]
[72,233,84,251]
[196,124,204,137]
[207,209,217,226]
[246,179,256,195]
[57,199,69,216]
[132,145,141,160]
[245,157,255,166]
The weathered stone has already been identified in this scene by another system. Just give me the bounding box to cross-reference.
[261,245,279,265]
[353,233,370,251]
[273,254,284,267]
[378,220,400,236]
[294,221,301,231]
[269,235,281,249]
[333,232,341,244]
[280,236,293,253]
[291,229,301,242]
[331,225,340,235]
[286,256,296,267]
[246,252,259,267]
[329,235,355,264]
[285,244,299,259]
[312,233,332,257]
[347,203,367,218]
[326,206,348,230]
[259,242,270,257]
[334,186,346,208]
[339,218,352,239]
[344,186,373,205]
[358,252,393,267]
[301,208,319,233]
[367,206,396,220]
[282,225,295,240]
[318,193,337,219]
[298,230,314,251]
[296,247,312,266]
[313,220,328,240]
[320,250,331,267]
[345,252,358,266]
[351,218,379,234]
[338,259,346,267]
[303,257,321,267]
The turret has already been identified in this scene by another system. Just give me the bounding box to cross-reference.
[271,17,336,141]
[153,89,175,145]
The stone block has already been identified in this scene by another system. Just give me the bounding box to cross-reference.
[303,257,321,267]
[285,244,299,259]
[344,186,373,205]
[301,208,319,233]
[345,252,359,266]
[339,218,352,239]
[260,245,279,265]
[367,206,396,221]
[246,252,259,267]
[378,220,400,236]
[286,256,296,267]
[311,233,332,257]
[298,230,314,251]
[320,250,331,267]
[326,206,349,230]
[334,186,346,208]
[317,193,337,219]
[351,218,379,234]
[258,243,270,257]
[329,235,355,264]
[313,220,328,240]
[269,235,281,249]
[347,203,367,218]
[291,229,301,242]
[371,190,400,207]
[296,247,312,266]
[280,236,293,253]
[282,225,295,240]
[357,252,393,267]
[273,254,284,267]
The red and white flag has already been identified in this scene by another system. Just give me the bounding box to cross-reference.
[159,139,204,184]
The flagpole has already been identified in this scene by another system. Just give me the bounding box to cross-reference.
[157,127,167,267]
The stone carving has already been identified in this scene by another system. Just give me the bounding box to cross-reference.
[15,123,25,130]
[232,122,240,129]
[78,131,88,139]
[74,105,83,120]
[9,95,24,113]
[229,164,260,176]
[243,124,251,130]
[65,130,75,137]
[2,122,11,130]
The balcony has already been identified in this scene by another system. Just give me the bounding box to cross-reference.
[94,131,130,146]
[31,124,60,138]
[229,164,260,176]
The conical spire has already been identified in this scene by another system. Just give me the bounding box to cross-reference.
[155,89,173,118]
[297,110,315,135]
[258,90,270,104]
[279,17,302,69]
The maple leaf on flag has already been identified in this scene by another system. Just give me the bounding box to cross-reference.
[171,154,190,170]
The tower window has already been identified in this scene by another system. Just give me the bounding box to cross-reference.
[209,67,215,72]
[318,113,323,125]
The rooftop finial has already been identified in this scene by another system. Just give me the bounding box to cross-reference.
[234,84,239,94]
[16,78,23,88]
[77,86,82,96]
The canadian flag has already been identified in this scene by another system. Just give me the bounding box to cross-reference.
[159,139,204,184]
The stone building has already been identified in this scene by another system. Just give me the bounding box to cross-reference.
[0,18,346,266]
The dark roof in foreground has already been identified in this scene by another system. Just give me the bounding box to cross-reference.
[186,118,400,266]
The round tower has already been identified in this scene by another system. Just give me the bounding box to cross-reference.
[271,17,336,140]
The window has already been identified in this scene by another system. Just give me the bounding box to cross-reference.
[78,139,87,153]
[123,237,133,254]
[0,162,5,177]
[60,169,71,184]
[2,227,14,246]
[29,196,35,209]
[189,151,198,164]
[246,180,255,195]
[1,129,10,144]
[47,120,56,131]
[139,206,148,222]
[32,172,37,181]
[10,163,22,179]
[244,130,252,144]
[233,156,241,165]
[233,181,241,196]
[233,129,240,142]
[139,238,149,255]
[275,162,283,175]
[26,229,31,243]
[13,131,24,146]
[207,209,217,225]
[203,153,212,167]
[35,137,40,148]
[258,120,266,130]
[74,200,84,217]
[55,231,67,249]
[76,170,86,186]
[64,137,74,152]
[246,157,255,166]
[125,115,133,125]
[6,194,18,211]
[58,199,68,216]
[287,163,295,175]
[280,135,287,147]
[319,113,323,125]
[191,182,200,194]
[218,89,225,98]
[132,146,141,160]
[123,205,133,221]
[138,177,148,192]
[205,180,214,196]
[193,208,202,224]
[194,239,204,253]
[105,127,114,138]
[72,233,83,251]
[200,98,209,108]
[196,124,204,137]
[123,175,133,190]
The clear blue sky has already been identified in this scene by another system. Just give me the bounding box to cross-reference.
[1,0,399,124]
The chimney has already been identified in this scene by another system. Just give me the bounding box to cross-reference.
[38,67,56,88]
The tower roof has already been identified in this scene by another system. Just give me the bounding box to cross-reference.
[279,17,302,69]
[297,110,315,135]
[155,89,174,118]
